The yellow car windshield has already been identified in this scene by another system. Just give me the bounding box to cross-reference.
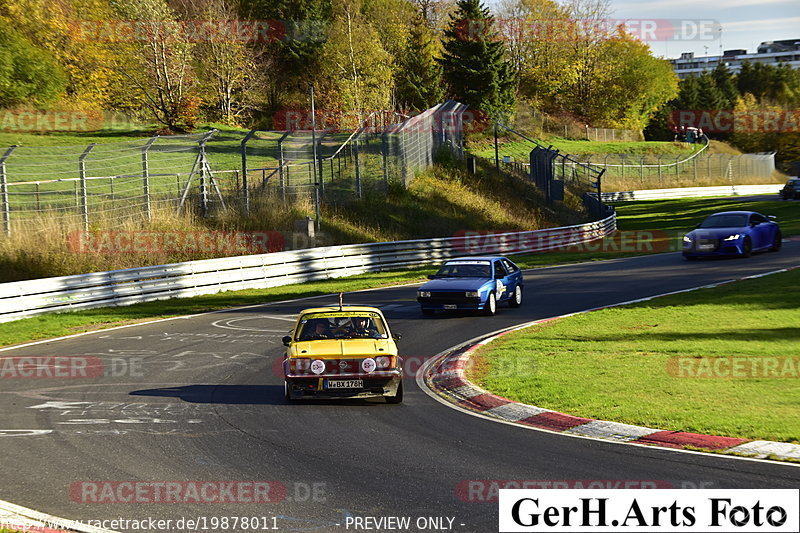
[295,312,388,341]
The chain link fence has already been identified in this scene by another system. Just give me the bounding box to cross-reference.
[488,123,608,218]
[485,132,779,192]
[520,110,642,141]
[0,102,467,236]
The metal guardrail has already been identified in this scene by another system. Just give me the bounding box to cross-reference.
[0,215,616,323]
[600,184,783,202]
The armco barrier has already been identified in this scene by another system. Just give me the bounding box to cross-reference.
[601,184,783,202]
[0,215,615,323]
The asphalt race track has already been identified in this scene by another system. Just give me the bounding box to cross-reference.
[1,246,799,532]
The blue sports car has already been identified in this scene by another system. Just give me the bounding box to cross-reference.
[682,211,782,259]
[417,256,523,316]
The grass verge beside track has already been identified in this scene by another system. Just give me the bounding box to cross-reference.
[468,268,800,443]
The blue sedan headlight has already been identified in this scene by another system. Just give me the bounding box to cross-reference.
[418,291,431,298]
[723,234,741,241]
[683,235,692,243]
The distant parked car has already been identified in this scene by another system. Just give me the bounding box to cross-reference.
[780,177,800,200]
[682,211,781,259]
[416,256,523,316]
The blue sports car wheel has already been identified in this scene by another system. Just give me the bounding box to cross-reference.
[740,236,752,258]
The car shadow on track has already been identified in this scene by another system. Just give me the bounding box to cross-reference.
[129,385,391,407]
[130,384,286,405]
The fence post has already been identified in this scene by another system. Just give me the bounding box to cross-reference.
[142,135,157,222]
[494,123,500,173]
[0,146,17,237]
[355,139,362,198]
[693,156,698,181]
[199,139,209,217]
[675,155,680,176]
[382,132,389,185]
[241,129,256,215]
[658,155,662,185]
[78,144,95,231]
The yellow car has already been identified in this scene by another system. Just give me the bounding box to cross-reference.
[282,306,403,403]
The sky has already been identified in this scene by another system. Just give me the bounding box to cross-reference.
[611,0,800,59]
[488,0,800,60]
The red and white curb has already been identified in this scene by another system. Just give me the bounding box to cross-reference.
[0,499,117,533]
[423,266,800,462]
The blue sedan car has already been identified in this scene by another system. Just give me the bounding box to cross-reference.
[417,257,523,316]
[682,211,782,259]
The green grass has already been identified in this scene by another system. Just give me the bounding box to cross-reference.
[468,268,800,443]
[469,139,696,161]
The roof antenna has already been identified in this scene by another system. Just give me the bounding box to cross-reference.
[338,292,343,310]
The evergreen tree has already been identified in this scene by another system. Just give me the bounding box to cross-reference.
[396,13,444,110]
[438,0,516,120]
[711,64,738,109]
[674,75,701,110]
[697,72,725,110]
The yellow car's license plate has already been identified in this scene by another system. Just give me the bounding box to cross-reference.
[327,379,363,389]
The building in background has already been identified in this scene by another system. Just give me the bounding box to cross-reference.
[670,39,800,79]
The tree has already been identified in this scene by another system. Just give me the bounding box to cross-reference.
[395,13,444,110]
[590,33,678,130]
[176,0,266,125]
[0,0,125,109]
[318,0,393,120]
[711,63,738,109]
[439,0,516,120]
[498,0,576,109]
[239,0,331,109]
[0,26,65,107]
[111,0,198,131]
[697,72,725,110]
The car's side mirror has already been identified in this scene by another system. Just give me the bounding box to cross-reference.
[427,274,437,279]
[392,333,402,341]
[282,335,292,346]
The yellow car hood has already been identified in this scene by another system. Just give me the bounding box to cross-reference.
[289,338,396,358]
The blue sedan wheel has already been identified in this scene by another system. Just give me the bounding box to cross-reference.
[509,285,522,308]
[483,292,497,316]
